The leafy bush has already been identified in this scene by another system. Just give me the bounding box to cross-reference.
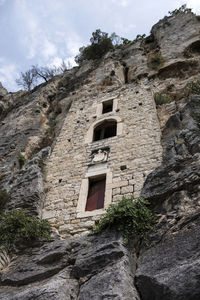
[93,197,155,243]
[0,210,51,252]
[168,4,192,16]
[17,153,26,168]
[75,29,114,64]
[134,34,146,42]
[154,93,173,106]
[184,78,200,97]
[75,29,130,64]
[0,190,10,211]
[150,54,164,69]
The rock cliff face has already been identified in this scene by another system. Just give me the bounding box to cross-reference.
[1,10,200,300]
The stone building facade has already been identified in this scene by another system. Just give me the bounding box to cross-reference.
[43,14,200,238]
[43,76,163,237]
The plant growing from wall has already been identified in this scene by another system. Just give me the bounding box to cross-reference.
[75,29,131,64]
[184,77,200,97]
[47,119,57,134]
[0,210,51,252]
[168,4,192,16]
[154,93,173,106]
[150,53,164,70]
[75,29,114,64]
[17,153,27,168]
[93,197,156,243]
[0,190,10,211]
[134,34,146,42]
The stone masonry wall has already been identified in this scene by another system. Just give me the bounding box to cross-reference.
[42,13,200,238]
[43,77,163,237]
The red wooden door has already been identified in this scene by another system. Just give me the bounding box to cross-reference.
[85,179,105,211]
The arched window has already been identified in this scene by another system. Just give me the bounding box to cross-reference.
[93,120,117,141]
[85,116,122,144]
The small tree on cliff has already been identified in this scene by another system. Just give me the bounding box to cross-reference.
[32,65,61,82]
[75,29,114,64]
[16,60,71,91]
[75,29,131,64]
[16,69,37,91]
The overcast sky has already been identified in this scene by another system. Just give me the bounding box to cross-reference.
[0,0,200,92]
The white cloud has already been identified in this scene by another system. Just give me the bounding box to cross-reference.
[175,0,200,12]
[67,56,77,67]
[65,35,83,57]
[119,0,129,7]
[111,0,130,7]
[48,56,77,70]
[48,56,63,68]
[0,0,6,6]
[0,59,18,91]
[114,23,136,36]
[25,20,40,60]
[15,0,41,60]
[186,0,200,12]
[14,0,58,61]
[41,39,57,60]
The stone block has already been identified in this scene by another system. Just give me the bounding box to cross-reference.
[112,188,120,196]
[113,194,123,202]
[112,180,128,189]
[121,185,134,194]
[43,210,60,219]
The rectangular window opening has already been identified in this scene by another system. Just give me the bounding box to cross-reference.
[85,175,106,211]
[102,100,113,114]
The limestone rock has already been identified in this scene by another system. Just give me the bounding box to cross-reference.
[5,147,51,216]
[0,82,8,98]
[0,232,139,300]
[0,269,78,300]
[136,217,200,300]
[136,95,200,300]
[78,259,139,300]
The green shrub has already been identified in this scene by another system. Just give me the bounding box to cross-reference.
[154,93,172,106]
[0,190,10,211]
[168,4,191,16]
[75,29,131,64]
[49,119,57,128]
[18,153,26,168]
[47,119,57,134]
[184,78,200,97]
[75,30,114,64]
[120,37,132,45]
[134,34,146,42]
[93,197,155,243]
[150,54,164,69]
[0,210,51,252]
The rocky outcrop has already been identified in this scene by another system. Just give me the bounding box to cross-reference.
[0,232,139,300]
[135,95,200,300]
[5,147,51,216]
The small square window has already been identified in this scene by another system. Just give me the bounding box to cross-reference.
[85,175,106,211]
[102,100,113,114]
